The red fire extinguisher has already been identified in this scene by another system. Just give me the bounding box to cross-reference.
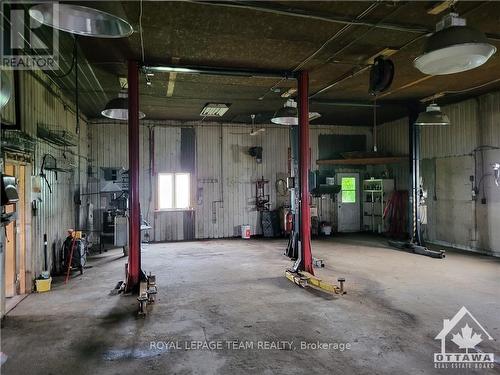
[285,211,293,234]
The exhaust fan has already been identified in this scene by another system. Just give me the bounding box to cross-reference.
[369,56,394,95]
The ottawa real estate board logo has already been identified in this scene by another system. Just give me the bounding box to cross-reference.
[434,306,495,369]
[1,1,59,70]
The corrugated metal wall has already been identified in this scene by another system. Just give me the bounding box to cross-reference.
[195,124,290,238]
[88,121,184,242]
[22,71,88,278]
[377,98,480,158]
[89,120,372,240]
[377,92,500,255]
[1,70,88,288]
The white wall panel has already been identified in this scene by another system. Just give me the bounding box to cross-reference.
[377,91,500,255]
[88,121,183,242]
[90,121,372,240]
[2,70,89,283]
[194,124,290,238]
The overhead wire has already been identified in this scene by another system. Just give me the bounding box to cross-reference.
[258,2,380,100]
[139,0,145,63]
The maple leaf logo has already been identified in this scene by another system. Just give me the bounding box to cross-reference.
[451,324,483,353]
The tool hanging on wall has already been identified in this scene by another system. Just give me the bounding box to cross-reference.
[248,146,263,163]
[255,177,270,211]
[39,154,57,193]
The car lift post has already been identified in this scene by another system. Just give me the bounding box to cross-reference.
[284,71,346,294]
[409,104,423,246]
[126,60,141,292]
[297,71,314,274]
[387,104,444,258]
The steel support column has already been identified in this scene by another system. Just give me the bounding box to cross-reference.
[408,104,423,246]
[126,60,141,291]
[298,71,314,274]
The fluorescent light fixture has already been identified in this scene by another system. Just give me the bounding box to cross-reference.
[101,96,146,121]
[29,3,133,38]
[281,88,297,98]
[309,112,322,121]
[118,77,128,89]
[149,66,200,74]
[0,70,12,110]
[420,92,446,103]
[200,103,230,117]
[414,104,450,126]
[414,13,496,75]
[271,99,321,125]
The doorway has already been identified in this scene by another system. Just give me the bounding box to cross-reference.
[3,161,28,303]
[336,173,360,232]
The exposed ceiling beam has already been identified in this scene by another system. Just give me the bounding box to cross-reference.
[166,57,180,97]
[187,0,430,33]
[376,76,433,99]
[427,0,457,15]
[310,33,428,99]
[311,99,382,108]
[365,48,399,65]
[186,0,500,42]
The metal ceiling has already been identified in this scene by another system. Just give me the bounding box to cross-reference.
[35,1,500,125]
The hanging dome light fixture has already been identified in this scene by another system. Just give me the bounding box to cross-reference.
[101,92,146,121]
[270,99,321,125]
[414,104,450,126]
[29,3,133,38]
[271,99,298,125]
[0,70,12,110]
[414,13,496,75]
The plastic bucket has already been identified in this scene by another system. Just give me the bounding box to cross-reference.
[321,226,332,236]
[241,225,251,239]
[36,277,52,293]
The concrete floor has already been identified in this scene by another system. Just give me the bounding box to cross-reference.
[1,235,499,375]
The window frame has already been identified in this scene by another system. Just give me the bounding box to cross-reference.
[157,172,192,211]
[341,177,357,204]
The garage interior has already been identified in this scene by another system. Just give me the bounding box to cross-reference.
[1,1,499,374]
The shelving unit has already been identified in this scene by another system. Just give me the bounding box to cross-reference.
[362,178,394,233]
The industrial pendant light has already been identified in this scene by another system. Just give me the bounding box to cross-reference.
[0,70,12,110]
[414,104,450,126]
[29,3,133,38]
[414,13,496,75]
[271,99,298,125]
[101,93,146,121]
[271,99,321,125]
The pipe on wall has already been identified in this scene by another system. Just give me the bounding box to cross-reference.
[126,60,141,292]
[298,71,314,274]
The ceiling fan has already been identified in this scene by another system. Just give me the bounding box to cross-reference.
[249,114,265,136]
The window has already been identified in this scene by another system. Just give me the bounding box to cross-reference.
[341,177,356,203]
[158,173,190,210]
